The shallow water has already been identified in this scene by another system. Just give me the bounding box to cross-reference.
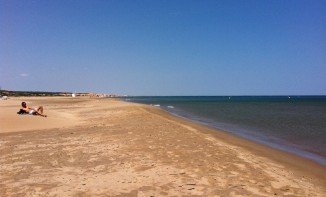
[125,96,326,165]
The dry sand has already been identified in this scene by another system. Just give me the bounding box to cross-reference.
[0,97,325,196]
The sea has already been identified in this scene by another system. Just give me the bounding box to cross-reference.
[123,96,326,166]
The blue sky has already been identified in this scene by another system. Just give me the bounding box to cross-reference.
[0,0,325,95]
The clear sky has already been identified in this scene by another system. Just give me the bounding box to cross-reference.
[0,0,325,95]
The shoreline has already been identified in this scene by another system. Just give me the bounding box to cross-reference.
[124,97,326,167]
[139,103,326,181]
[1,97,325,196]
[155,105,326,167]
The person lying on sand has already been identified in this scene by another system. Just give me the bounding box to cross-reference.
[18,101,47,117]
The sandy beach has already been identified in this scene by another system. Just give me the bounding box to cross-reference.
[0,97,325,196]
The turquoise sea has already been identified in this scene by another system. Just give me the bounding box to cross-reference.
[124,96,326,165]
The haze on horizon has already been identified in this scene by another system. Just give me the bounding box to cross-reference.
[0,0,325,96]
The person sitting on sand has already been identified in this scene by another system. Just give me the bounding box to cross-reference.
[19,101,47,117]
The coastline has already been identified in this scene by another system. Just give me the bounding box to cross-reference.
[1,97,325,196]
[141,103,326,181]
[125,96,326,166]
[157,105,326,166]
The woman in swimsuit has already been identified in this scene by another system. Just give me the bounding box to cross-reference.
[21,102,47,117]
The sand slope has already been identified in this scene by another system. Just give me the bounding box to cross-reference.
[0,97,82,133]
[0,97,325,196]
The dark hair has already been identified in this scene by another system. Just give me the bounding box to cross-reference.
[17,109,28,114]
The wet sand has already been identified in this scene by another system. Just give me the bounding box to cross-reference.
[0,97,325,196]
